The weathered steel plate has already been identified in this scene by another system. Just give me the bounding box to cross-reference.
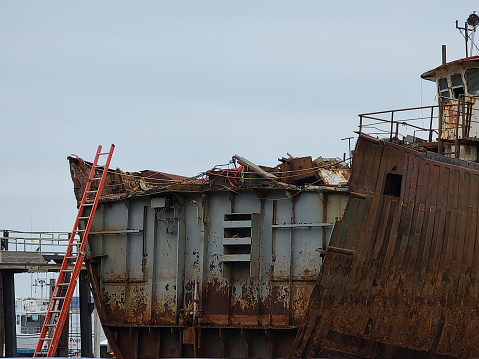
[292,133,479,358]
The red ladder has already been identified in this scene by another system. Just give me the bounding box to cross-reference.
[34,144,115,357]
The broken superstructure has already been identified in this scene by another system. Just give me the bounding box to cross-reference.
[67,153,350,358]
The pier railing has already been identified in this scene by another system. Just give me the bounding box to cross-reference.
[0,230,74,259]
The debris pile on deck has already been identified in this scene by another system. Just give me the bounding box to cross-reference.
[68,153,350,204]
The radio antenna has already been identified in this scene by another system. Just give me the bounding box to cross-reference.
[456,12,479,57]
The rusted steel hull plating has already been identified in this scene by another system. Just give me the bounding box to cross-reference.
[68,155,349,358]
[292,133,479,358]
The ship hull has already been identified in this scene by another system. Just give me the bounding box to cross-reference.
[292,133,479,358]
[68,156,350,358]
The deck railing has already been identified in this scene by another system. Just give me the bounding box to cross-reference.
[359,97,478,157]
[358,105,440,143]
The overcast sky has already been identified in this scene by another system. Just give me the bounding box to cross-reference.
[2,1,479,295]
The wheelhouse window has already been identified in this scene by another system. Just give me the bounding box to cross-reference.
[451,74,465,98]
[465,68,479,96]
[438,78,450,98]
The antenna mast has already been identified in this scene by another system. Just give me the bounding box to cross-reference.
[456,12,479,57]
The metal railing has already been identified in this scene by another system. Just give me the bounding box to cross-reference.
[359,97,479,157]
[358,105,440,143]
[0,229,75,257]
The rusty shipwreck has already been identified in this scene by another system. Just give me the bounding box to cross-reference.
[68,153,350,358]
[67,13,479,359]
[291,14,479,359]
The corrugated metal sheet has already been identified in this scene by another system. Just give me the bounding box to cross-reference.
[318,168,349,186]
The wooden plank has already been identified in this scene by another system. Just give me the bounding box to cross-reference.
[372,196,399,293]
[334,197,358,248]
[343,198,373,294]
[378,197,402,293]
[399,154,421,276]
[464,173,479,277]
[359,142,392,261]
[339,196,362,250]
[452,171,468,297]
[404,157,429,279]
[428,165,450,275]
[343,198,367,251]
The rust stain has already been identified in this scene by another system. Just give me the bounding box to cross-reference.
[101,285,126,326]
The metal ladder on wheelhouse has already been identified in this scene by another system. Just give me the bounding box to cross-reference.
[34,144,114,357]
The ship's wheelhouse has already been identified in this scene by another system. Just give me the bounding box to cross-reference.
[422,57,479,94]
[422,57,479,161]
[426,62,479,99]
